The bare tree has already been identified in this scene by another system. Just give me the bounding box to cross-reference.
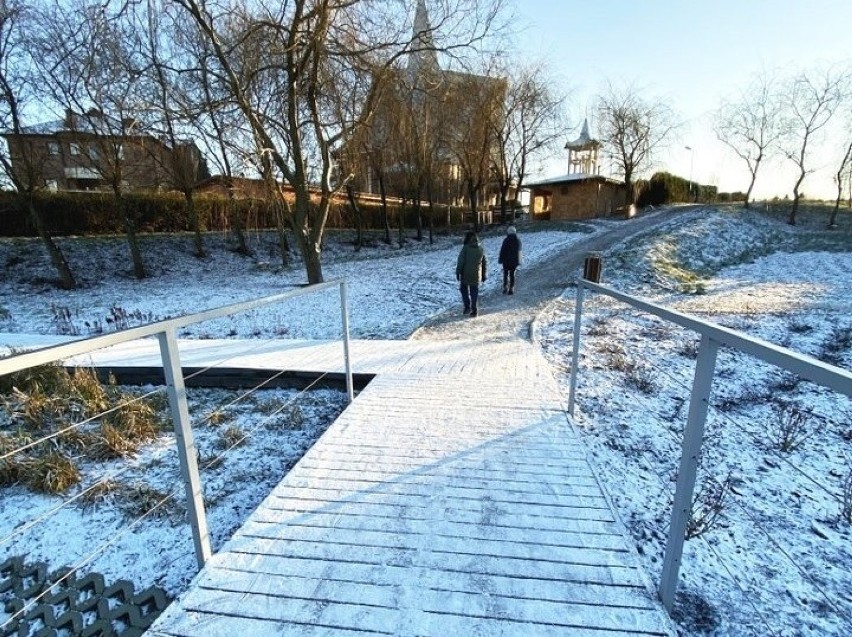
[492,61,565,223]
[33,0,150,278]
[596,84,676,202]
[715,72,784,209]
[780,67,847,225]
[0,0,76,289]
[139,0,210,258]
[173,0,506,283]
[180,20,253,255]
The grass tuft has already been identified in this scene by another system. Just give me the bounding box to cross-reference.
[19,452,80,493]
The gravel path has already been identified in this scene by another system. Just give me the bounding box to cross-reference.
[412,207,685,342]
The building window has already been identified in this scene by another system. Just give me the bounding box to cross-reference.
[88,146,99,160]
[70,142,81,156]
[46,179,59,191]
[47,142,60,156]
[117,143,124,160]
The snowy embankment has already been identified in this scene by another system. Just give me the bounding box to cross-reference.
[537,207,852,636]
[0,226,595,341]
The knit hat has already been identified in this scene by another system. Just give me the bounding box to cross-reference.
[507,226,516,235]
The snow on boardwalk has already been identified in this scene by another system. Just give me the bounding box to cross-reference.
[2,334,674,635]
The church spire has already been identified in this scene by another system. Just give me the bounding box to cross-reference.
[408,0,440,78]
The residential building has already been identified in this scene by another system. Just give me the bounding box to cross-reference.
[2,109,200,192]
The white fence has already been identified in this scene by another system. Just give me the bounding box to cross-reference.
[567,279,852,613]
[0,280,353,573]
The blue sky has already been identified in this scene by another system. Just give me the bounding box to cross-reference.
[511,0,852,199]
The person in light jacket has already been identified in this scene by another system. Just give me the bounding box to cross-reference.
[456,231,487,317]
[498,225,522,294]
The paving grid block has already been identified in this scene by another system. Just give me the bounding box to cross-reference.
[0,557,169,637]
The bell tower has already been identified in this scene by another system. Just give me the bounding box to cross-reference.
[565,119,602,175]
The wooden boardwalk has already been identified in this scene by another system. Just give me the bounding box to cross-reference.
[1,334,675,635]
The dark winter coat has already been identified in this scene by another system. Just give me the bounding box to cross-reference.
[456,235,487,285]
[498,234,522,270]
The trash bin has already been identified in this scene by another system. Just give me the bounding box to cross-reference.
[583,252,603,283]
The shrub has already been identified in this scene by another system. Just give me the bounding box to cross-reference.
[625,364,657,394]
[821,326,852,366]
[217,425,247,450]
[787,318,813,334]
[115,482,176,519]
[80,479,121,509]
[676,338,700,359]
[687,473,733,539]
[586,316,609,336]
[768,403,815,452]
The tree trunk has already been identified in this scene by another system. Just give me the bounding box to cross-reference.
[398,196,406,247]
[743,174,755,209]
[789,170,806,225]
[274,200,291,267]
[467,180,479,232]
[303,242,323,283]
[115,188,146,279]
[414,187,423,242]
[346,184,363,251]
[227,189,250,255]
[379,174,391,244]
[25,195,76,290]
[829,143,852,228]
[426,181,435,245]
[499,183,509,224]
[184,190,205,258]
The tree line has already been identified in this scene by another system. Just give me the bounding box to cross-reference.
[0,0,573,288]
[715,67,852,227]
[2,1,849,291]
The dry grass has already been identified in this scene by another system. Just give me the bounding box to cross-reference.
[79,479,122,508]
[1,362,166,493]
[114,482,180,519]
[217,425,247,450]
[18,452,81,493]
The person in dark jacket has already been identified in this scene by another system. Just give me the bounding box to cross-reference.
[498,225,522,294]
[456,231,487,317]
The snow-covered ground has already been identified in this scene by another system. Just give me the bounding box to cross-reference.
[0,224,598,340]
[537,207,852,636]
[1,208,851,635]
[0,222,602,611]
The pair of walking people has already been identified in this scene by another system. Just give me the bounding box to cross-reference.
[455,226,522,317]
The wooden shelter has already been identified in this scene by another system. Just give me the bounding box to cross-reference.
[527,121,627,220]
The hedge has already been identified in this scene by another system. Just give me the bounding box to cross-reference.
[0,190,468,237]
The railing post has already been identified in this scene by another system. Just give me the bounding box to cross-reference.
[157,328,211,570]
[659,333,719,610]
[339,281,354,403]
[567,280,585,416]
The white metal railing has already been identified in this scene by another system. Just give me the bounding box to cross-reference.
[567,278,852,613]
[0,280,354,571]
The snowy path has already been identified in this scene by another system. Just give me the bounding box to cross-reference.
[120,337,677,636]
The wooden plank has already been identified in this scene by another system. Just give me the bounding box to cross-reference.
[143,336,675,636]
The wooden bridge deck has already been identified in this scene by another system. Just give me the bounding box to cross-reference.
[1,334,675,635]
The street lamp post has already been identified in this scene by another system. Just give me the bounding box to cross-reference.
[685,146,695,202]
